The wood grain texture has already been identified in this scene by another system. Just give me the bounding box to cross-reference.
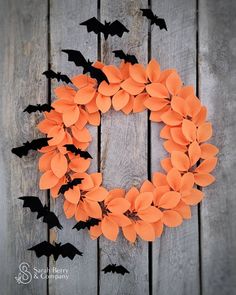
[0,0,48,294]
[199,0,236,294]
[150,1,200,294]
[49,1,98,294]
[99,1,149,294]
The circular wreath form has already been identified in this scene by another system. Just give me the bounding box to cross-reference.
[38,59,218,242]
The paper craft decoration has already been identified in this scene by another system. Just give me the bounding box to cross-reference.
[35,57,219,243]
[112,50,138,64]
[19,196,63,230]
[58,178,84,195]
[43,70,72,84]
[11,138,51,158]
[102,264,130,275]
[140,9,167,30]
[80,17,129,40]
[64,144,93,159]
[8,34,217,244]
[73,218,100,231]
[62,50,109,84]
[23,103,54,114]
[28,241,83,261]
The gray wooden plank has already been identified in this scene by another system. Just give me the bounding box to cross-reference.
[0,0,48,294]
[99,1,149,294]
[49,1,98,295]
[150,1,200,294]
[199,0,236,294]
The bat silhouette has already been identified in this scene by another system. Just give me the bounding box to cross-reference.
[23,104,54,114]
[11,138,51,158]
[73,218,100,231]
[62,50,109,85]
[140,9,167,31]
[28,241,83,261]
[19,196,63,230]
[64,144,93,159]
[80,17,129,40]
[112,50,138,65]
[59,178,84,194]
[102,264,130,275]
[42,69,72,84]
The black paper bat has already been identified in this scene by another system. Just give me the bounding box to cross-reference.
[28,241,83,261]
[62,49,109,85]
[64,144,93,159]
[19,196,63,230]
[73,218,100,231]
[112,50,138,65]
[140,9,167,31]
[23,104,54,114]
[102,264,130,275]
[80,17,129,40]
[11,138,51,158]
[59,178,84,195]
[42,69,72,84]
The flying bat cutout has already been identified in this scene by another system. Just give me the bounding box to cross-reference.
[11,138,51,158]
[19,196,63,230]
[73,218,100,231]
[23,104,54,114]
[102,264,130,275]
[140,9,167,31]
[80,17,129,40]
[62,50,109,85]
[112,50,138,65]
[28,241,83,261]
[64,144,93,159]
[42,69,72,84]
[59,178,84,195]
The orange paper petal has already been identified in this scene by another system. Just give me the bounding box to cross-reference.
[171,151,190,171]
[162,210,183,227]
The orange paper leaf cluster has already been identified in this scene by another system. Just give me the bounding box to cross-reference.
[37,59,218,242]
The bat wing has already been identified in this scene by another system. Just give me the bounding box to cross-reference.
[127,54,138,65]
[30,138,50,151]
[155,18,167,31]
[140,9,155,20]
[41,104,54,113]
[64,144,78,154]
[88,66,109,85]
[11,145,29,158]
[59,74,72,84]
[112,50,126,60]
[102,264,115,274]
[19,196,44,216]
[79,150,93,159]
[42,211,63,230]
[59,243,83,260]
[28,241,55,258]
[42,70,57,79]
[73,218,100,231]
[72,221,88,231]
[23,105,38,113]
[80,17,104,34]
[62,50,88,68]
[88,218,100,228]
[71,178,84,187]
[58,183,68,194]
[116,265,130,275]
[112,50,138,64]
[109,20,129,37]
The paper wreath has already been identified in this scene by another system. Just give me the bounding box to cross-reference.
[37,58,219,242]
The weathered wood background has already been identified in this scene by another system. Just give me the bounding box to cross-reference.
[0,0,235,294]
